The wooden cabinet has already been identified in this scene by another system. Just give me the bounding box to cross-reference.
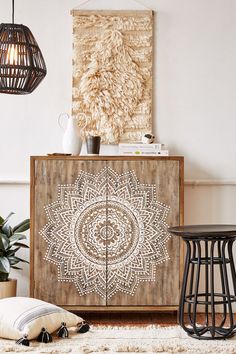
[30,156,184,311]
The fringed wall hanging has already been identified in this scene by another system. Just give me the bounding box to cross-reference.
[71,10,153,144]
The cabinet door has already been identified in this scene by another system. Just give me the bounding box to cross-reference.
[106,159,182,306]
[32,159,107,306]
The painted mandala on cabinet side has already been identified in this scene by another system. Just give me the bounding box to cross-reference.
[40,167,171,299]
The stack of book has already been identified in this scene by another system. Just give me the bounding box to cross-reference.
[118,143,169,156]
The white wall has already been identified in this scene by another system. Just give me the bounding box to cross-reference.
[0,0,236,297]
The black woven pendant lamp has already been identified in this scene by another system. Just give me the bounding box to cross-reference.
[0,0,47,94]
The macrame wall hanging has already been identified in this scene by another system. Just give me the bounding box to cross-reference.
[71,9,153,144]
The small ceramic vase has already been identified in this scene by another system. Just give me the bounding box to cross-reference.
[58,113,87,155]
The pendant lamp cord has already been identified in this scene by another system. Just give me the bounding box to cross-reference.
[12,0,14,24]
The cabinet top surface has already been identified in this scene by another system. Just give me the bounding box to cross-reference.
[31,155,184,161]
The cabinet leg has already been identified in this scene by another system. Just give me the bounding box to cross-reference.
[176,309,180,324]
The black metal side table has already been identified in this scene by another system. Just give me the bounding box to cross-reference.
[168,225,236,340]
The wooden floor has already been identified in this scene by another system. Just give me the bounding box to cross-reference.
[79,311,178,326]
[80,312,232,327]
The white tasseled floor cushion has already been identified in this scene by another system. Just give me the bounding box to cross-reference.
[0,297,84,340]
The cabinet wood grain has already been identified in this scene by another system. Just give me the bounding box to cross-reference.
[30,156,184,311]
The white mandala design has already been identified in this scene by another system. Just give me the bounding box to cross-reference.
[40,167,171,299]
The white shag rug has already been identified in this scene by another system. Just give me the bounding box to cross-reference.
[0,325,235,354]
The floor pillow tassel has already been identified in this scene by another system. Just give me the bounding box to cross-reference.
[37,328,52,343]
[57,322,69,338]
[77,321,90,333]
[16,334,30,346]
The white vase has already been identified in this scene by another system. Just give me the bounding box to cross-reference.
[60,115,83,156]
